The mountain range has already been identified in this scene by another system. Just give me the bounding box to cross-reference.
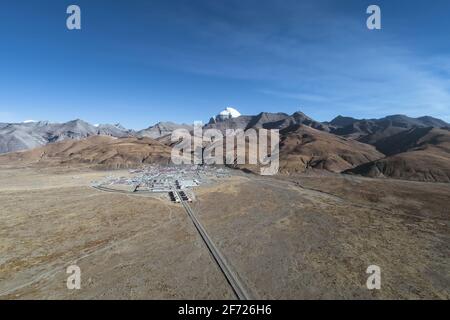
[346,127,450,182]
[328,114,449,144]
[0,111,449,182]
[0,120,133,154]
[0,135,172,170]
[137,121,193,139]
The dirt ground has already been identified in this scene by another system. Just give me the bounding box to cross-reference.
[0,166,449,299]
[0,167,234,299]
[192,173,450,299]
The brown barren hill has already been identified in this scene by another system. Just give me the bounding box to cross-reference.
[0,135,172,169]
[277,125,384,173]
[346,128,450,182]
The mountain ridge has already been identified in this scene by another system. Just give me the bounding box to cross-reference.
[346,127,450,182]
[1,111,449,182]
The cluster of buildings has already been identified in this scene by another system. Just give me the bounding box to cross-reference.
[93,165,232,203]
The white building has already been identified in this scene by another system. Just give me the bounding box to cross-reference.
[176,179,199,189]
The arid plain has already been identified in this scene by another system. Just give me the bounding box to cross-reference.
[0,163,448,299]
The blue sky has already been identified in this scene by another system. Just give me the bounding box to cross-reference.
[0,0,449,129]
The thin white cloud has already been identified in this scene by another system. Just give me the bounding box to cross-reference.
[259,90,329,103]
[142,1,450,121]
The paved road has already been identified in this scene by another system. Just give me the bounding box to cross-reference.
[176,191,252,300]
[92,185,251,299]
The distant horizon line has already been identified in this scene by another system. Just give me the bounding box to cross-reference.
[3,110,449,131]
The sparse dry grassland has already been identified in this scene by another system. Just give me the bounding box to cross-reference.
[0,166,233,299]
[193,173,450,299]
[0,165,448,299]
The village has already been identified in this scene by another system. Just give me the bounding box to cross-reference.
[91,164,232,203]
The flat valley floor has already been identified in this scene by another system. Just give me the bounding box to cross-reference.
[0,165,449,299]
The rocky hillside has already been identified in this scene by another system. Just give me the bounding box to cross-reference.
[0,135,172,169]
[346,128,450,182]
[329,114,448,145]
[205,111,329,132]
[137,122,193,139]
[0,120,133,154]
[1,111,449,182]
[277,125,384,173]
